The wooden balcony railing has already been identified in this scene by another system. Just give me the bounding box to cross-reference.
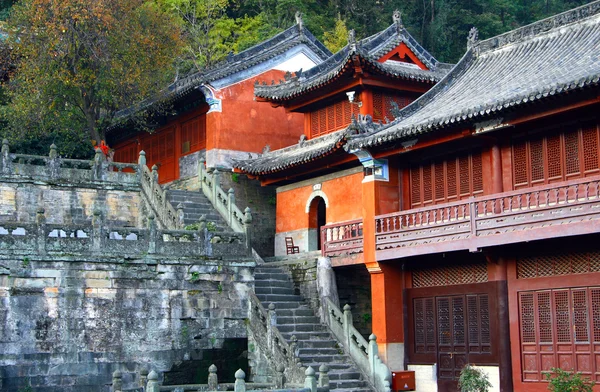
[375,175,600,260]
[319,176,600,260]
[321,219,363,257]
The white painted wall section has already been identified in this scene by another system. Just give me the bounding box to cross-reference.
[407,364,437,392]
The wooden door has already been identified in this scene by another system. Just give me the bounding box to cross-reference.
[143,126,176,184]
[437,296,468,391]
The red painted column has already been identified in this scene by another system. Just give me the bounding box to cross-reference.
[362,174,405,369]
[491,144,503,194]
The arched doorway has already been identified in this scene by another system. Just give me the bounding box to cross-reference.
[308,196,327,251]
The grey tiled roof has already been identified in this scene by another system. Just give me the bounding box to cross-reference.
[233,130,347,175]
[110,23,331,125]
[346,0,600,150]
[255,22,452,101]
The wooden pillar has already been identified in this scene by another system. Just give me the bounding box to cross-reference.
[360,90,373,117]
[490,144,503,194]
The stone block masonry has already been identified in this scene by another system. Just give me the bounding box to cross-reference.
[0,253,254,391]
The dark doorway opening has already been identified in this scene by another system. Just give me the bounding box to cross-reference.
[308,196,327,251]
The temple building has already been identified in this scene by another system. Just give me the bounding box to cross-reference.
[108,15,331,184]
[235,2,600,391]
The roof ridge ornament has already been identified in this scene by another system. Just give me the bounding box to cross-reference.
[295,11,303,30]
[467,27,480,53]
[348,29,357,51]
[393,10,403,29]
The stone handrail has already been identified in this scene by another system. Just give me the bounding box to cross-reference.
[118,363,328,392]
[198,158,248,233]
[137,153,181,229]
[198,158,253,252]
[247,291,306,385]
[0,140,139,185]
[0,211,246,258]
[324,298,391,392]
[320,219,363,257]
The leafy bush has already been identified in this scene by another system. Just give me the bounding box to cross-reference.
[458,364,492,392]
[545,368,596,392]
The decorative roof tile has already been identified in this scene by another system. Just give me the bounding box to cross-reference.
[234,115,382,175]
[346,0,600,150]
[110,23,331,125]
[254,22,451,101]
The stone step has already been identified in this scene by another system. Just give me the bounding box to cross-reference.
[298,347,341,356]
[276,316,320,324]
[297,340,339,349]
[276,324,327,333]
[254,279,294,288]
[256,294,303,302]
[297,354,348,363]
[327,372,363,381]
[265,301,305,309]
[254,273,290,281]
[302,362,353,371]
[275,309,317,317]
[281,331,332,340]
[329,380,370,390]
[254,286,295,295]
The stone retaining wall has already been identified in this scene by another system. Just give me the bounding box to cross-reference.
[0,254,254,391]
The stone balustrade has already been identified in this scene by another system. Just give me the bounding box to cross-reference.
[198,158,254,253]
[325,299,391,392]
[0,140,139,186]
[111,364,329,392]
[0,209,246,258]
[247,292,306,385]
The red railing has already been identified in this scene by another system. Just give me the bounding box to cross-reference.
[375,175,600,259]
[319,175,600,259]
[320,219,363,257]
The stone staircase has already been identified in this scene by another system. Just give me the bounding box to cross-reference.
[254,264,372,392]
[167,189,229,230]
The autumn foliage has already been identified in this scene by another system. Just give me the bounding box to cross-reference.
[3,0,182,144]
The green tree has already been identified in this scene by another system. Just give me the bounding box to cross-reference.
[3,0,182,147]
[323,17,348,53]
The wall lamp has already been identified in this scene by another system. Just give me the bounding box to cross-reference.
[346,91,363,108]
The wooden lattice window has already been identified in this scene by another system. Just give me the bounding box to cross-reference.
[412,261,488,288]
[517,250,600,279]
[512,123,600,189]
[181,115,206,154]
[372,91,413,123]
[519,287,600,382]
[409,151,483,208]
[309,100,358,138]
[414,297,436,354]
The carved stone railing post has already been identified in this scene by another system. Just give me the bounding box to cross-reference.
[198,157,205,183]
[92,209,103,252]
[290,335,298,357]
[244,207,253,254]
[1,139,11,175]
[275,364,285,389]
[318,365,330,388]
[234,369,246,392]
[267,303,276,347]
[228,188,235,227]
[112,371,123,392]
[47,143,60,178]
[151,164,159,184]
[208,364,218,390]
[36,208,46,254]
[147,214,157,254]
[343,304,353,350]
[212,169,221,207]
[268,303,277,326]
[304,367,317,392]
[146,370,159,392]
[177,203,185,229]
[139,368,149,388]
[92,148,104,181]
[138,150,146,182]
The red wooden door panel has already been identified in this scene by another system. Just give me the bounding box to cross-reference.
[518,287,600,383]
[142,127,176,184]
